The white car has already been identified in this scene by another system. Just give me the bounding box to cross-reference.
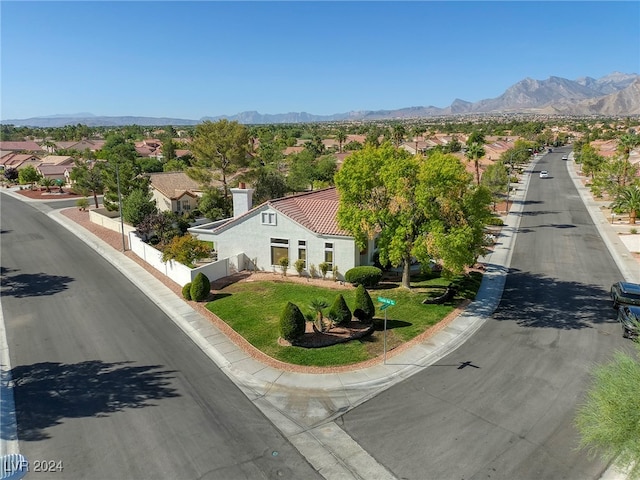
[562,155,568,160]
[539,170,549,178]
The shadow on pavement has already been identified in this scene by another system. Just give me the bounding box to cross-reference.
[8,360,179,441]
[493,269,616,330]
[0,267,74,298]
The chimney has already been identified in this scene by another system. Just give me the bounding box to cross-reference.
[230,184,254,218]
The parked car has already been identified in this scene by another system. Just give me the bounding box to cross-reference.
[618,305,640,338]
[548,148,553,153]
[611,281,640,308]
[562,155,568,160]
[539,170,549,178]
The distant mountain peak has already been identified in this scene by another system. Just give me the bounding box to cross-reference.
[3,72,638,127]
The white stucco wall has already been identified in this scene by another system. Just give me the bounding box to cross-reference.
[190,205,365,280]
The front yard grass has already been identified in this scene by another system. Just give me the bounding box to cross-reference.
[206,272,482,367]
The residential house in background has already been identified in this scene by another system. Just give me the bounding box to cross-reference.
[148,171,203,214]
[36,164,72,184]
[0,153,40,170]
[188,187,376,279]
[0,141,45,154]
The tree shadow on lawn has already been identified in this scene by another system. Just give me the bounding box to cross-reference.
[371,318,412,330]
[492,268,617,330]
[209,292,232,302]
[6,360,179,442]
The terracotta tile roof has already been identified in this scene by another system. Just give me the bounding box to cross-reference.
[41,155,74,165]
[0,141,43,152]
[269,187,349,236]
[37,164,69,178]
[149,172,203,199]
[0,153,39,167]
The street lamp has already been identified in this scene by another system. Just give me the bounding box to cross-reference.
[115,163,126,251]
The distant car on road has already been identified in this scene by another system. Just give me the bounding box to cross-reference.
[548,148,553,153]
[562,155,568,160]
[618,305,640,338]
[611,281,640,308]
[539,170,549,178]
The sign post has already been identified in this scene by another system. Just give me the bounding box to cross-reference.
[378,297,396,364]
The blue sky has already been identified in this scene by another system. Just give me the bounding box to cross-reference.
[1,1,639,120]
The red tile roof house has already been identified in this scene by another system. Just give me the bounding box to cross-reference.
[148,172,205,215]
[0,141,45,153]
[36,164,72,185]
[187,187,376,280]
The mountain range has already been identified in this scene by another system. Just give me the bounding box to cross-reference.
[3,72,639,127]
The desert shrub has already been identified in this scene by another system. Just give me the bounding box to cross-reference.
[182,282,192,300]
[76,197,89,210]
[190,272,211,302]
[319,262,330,279]
[486,216,504,226]
[294,258,305,276]
[345,266,383,287]
[353,285,375,323]
[278,256,289,276]
[328,293,352,326]
[309,264,318,279]
[279,301,306,341]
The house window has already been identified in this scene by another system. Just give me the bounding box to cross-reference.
[182,200,191,211]
[271,238,289,266]
[298,240,307,269]
[324,242,334,268]
[261,212,277,225]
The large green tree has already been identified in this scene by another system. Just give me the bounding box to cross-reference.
[190,119,249,203]
[335,143,492,288]
[575,343,640,479]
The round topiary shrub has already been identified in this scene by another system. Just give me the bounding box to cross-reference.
[280,302,306,341]
[345,266,383,287]
[182,282,192,301]
[353,284,375,323]
[328,293,352,326]
[190,272,211,302]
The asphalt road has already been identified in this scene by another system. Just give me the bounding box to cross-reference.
[0,194,321,480]
[339,148,630,480]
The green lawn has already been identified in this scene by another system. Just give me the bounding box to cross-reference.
[206,272,482,367]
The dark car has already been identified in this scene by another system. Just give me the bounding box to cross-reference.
[618,305,640,338]
[611,281,640,308]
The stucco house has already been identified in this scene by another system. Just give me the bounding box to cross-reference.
[148,171,203,214]
[188,187,376,279]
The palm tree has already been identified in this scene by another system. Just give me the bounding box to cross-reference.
[465,142,486,185]
[412,126,426,155]
[617,132,639,188]
[335,128,347,153]
[309,299,329,331]
[611,185,640,224]
[391,124,406,148]
[40,176,55,193]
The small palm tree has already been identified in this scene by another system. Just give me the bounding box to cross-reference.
[40,176,56,193]
[309,299,329,331]
[611,185,640,224]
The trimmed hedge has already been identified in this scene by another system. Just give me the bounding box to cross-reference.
[353,285,375,323]
[280,302,306,341]
[328,293,352,326]
[345,266,383,287]
[182,282,192,301]
[190,272,211,302]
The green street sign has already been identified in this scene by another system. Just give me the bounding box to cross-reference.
[379,304,390,311]
[377,296,396,306]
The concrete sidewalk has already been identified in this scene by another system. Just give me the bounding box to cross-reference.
[2,151,636,479]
